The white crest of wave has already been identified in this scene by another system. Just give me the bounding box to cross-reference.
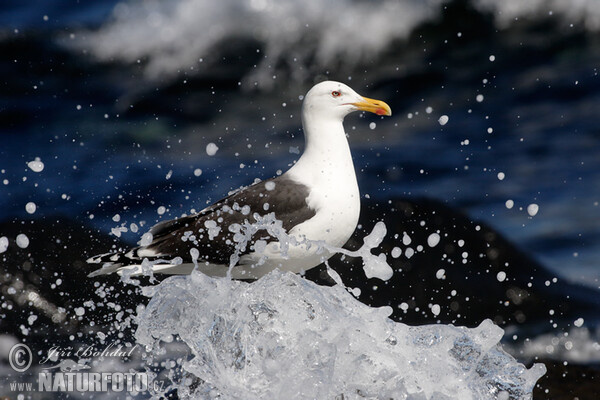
[136,270,545,399]
[71,0,443,86]
[474,0,600,30]
[69,0,600,88]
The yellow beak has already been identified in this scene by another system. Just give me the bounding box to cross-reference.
[352,96,392,116]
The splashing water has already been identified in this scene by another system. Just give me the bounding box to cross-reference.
[121,214,544,399]
[135,270,545,399]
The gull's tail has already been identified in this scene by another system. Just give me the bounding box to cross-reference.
[86,250,194,277]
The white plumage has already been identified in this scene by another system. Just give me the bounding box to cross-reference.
[87,81,391,279]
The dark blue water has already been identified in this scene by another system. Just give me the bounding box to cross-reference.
[1,0,599,288]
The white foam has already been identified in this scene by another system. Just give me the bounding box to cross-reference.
[505,326,600,364]
[70,0,443,87]
[66,0,600,91]
[473,0,600,30]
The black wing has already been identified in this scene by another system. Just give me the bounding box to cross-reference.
[94,176,317,267]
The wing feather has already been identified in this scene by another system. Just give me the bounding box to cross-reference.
[88,176,316,272]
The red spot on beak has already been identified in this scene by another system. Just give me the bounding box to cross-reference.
[375,108,387,116]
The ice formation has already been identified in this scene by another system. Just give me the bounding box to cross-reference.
[136,271,545,399]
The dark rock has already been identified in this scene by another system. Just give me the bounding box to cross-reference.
[307,197,600,333]
[534,360,600,400]
[0,216,143,347]
[2,197,600,399]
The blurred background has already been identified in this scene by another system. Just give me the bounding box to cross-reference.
[1,0,599,285]
[1,0,599,396]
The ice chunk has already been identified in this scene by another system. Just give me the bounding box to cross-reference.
[0,236,8,253]
[438,115,449,126]
[136,271,546,399]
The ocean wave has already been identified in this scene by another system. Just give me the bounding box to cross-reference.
[63,0,600,87]
[474,0,600,30]
[67,0,443,88]
[59,0,600,87]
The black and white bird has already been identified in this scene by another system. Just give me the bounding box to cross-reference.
[87,81,391,279]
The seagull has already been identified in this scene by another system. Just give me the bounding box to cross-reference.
[87,81,391,279]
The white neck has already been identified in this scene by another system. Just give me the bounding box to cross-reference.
[287,113,356,185]
[284,110,361,247]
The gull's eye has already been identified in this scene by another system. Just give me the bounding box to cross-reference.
[331,91,341,97]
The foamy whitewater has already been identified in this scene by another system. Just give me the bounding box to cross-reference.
[135,270,545,399]
[70,0,600,88]
[70,0,442,87]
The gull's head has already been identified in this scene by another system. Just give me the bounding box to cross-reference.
[302,81,392,121]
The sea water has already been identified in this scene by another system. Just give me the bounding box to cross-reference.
[135,270,545,399]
